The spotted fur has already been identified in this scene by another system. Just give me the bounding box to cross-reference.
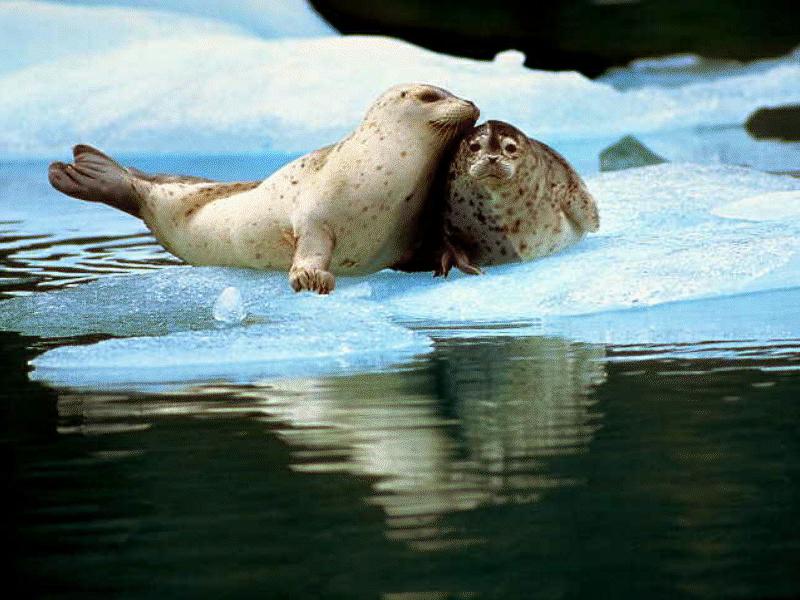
[437,120,599,275]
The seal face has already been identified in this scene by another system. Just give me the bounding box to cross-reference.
[48,84,480,294]
[438,120,600,275]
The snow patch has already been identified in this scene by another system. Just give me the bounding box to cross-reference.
[712,191,800,222]
[1,32,798,156]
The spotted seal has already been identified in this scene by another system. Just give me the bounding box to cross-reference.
[48,84,479,293]
[433,120,600,275]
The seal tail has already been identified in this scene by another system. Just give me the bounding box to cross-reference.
[48,145,142,217]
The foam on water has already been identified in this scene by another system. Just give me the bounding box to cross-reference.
[3,163,800,386]
[1,30,798,156]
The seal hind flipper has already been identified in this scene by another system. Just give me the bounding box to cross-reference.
[48,145,142,217]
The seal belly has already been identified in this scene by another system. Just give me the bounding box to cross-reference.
[327,211,415,275]
[143,183,295,270]
[194,189,293,270]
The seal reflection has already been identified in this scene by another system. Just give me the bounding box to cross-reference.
[54,335,606,551]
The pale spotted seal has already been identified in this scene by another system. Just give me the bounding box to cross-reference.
[48,84,479,294]
[433,120,600,275]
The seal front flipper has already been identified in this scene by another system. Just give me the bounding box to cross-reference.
[289,222,336,294]
[436,240,481,277]
[48,145,142,217]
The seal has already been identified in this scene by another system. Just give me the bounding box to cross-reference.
[434,120,599,275]
[48,83,479,293]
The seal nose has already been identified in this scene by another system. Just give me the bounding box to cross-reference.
[487,156,499,164]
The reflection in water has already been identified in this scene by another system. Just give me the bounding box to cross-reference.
[5,331,800,598]
[53,337,606,551]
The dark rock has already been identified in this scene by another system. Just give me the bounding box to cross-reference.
[599,135,667,172]
[310,0,800,77]
[745,105,800,141]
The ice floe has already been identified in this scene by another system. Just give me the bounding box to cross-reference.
[379,164,800,322]
[0,1,247,76]
[1,25,798,156]
[2,2,799,387]
[3,163,800,387]
[30,308,431,389]
[1,0,332,78]
[712,191,800,222]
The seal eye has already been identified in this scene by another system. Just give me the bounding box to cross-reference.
[400,91,407,98]
[417,90,442,103]
[468,142,481,153]
[504,142,517,153]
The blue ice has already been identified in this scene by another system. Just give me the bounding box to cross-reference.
[2,163,799,388]
[2,1,800,389]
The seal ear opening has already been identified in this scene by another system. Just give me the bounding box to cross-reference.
[48,145,141,217]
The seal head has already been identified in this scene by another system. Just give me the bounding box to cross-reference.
[465,120,526,183]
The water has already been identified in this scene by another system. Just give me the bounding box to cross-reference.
[3,332,800,598]
[2,151,800,597]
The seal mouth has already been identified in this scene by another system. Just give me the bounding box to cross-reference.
[471,162,514,182]
[428,101,480,136]
[428,117,476,136]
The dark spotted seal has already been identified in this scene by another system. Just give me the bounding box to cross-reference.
[48,84,479,294]
[431,120,600,275]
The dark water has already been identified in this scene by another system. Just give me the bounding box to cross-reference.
[2,156,800,599]
[3,333,800,598]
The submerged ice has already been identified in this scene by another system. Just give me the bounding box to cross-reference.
[3,163,800,387]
